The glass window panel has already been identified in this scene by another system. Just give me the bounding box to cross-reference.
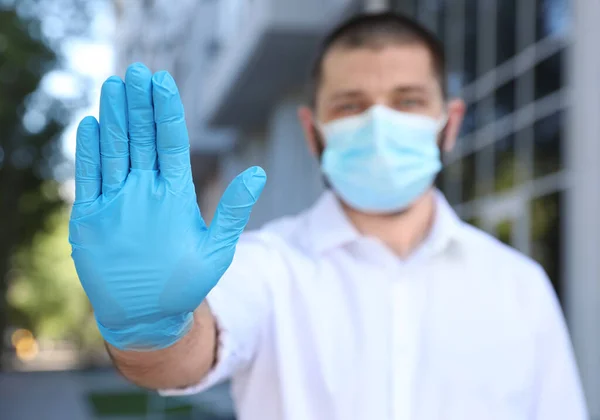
[447,72,463,97]
[461,153,477,203]
[443,159,462,205]
[495,219,514,246]
[495,80,515,120]
[476,145,494,197]
[390,0,407,12]
[464,0,478,85]
[478,0,496,76]
[461,103,478,137]
[437,0,446,39]
[413,0,421,15]
[536,0,570,41]
[530,192,563,303]
[477,106,496,129]
[535,50,563,100]
[534,110,563,177]
[419,0,445,34]
[435,168,445,191]
[465,216,482,229]
[517,67,534,108]
[496,0,516,66]
[494,133,516,192]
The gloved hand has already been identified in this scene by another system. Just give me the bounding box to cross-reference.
[69,63,266,351]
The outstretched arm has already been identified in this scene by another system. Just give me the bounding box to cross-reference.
[70,63,266,389]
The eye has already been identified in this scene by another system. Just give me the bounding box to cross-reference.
[339,103,361,112]
[395,98,427,111]
[332,102,365,117]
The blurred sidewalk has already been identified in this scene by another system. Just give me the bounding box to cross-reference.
[0,368,235,420]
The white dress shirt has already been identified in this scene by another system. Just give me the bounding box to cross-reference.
[160,191,588,420]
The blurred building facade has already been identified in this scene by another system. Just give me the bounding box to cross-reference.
[114,0,599,417]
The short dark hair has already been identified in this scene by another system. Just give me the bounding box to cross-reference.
[309,12,447,106]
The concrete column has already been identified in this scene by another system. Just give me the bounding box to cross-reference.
[565,0,600,416]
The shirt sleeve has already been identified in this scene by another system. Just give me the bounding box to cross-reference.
[159,232,284,397]
[529,265,589,420]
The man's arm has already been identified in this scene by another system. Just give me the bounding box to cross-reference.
[107,302,217,390]
[69,64,266,377]
[105,233,281,394]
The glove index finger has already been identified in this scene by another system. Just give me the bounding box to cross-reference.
[74,116,102,205]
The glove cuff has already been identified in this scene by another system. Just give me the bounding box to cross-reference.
[97,312,194,351]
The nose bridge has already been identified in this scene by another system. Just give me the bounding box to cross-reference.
[373,93,390,107]
[368,105,388,148]
[364,85,392,109]
[367,64,394,106]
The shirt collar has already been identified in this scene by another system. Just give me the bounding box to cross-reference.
[307,191,362,255]
[307,190,464,256]
[425,189,464,256]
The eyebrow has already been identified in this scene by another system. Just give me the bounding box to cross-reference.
[328,90,365,101]
[392,85,430,94]
[327,84,431,102]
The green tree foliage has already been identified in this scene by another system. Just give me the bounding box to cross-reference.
[0,0,100,366]
[7,209,102,350]
[0,7,66,361]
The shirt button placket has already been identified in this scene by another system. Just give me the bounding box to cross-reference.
[392,277,415,420]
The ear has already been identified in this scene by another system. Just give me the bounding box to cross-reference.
[297,106,319,158]
[442,99,466,152]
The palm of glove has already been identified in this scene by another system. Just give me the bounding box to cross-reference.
[69,63,266,350]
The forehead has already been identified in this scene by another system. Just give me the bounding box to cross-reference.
[319,44,438,96]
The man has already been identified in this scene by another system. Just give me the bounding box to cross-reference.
[69,12,587,420]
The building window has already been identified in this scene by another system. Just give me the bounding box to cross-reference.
[461,153,477,203]
[496,0,516,66]
[460,103,478,139]
[436,0,446,38]
[533,110,563,178]
[443,159,462,206]
[535,51,563,100]
[494,133,516,193]
[495,219,514,247]
[530,191,563,302]
[495,80,515,120]
[536,0,570,41]
[395,0,570,303]
[464,0,478,85]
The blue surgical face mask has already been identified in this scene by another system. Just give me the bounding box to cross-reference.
[319,104,446,213]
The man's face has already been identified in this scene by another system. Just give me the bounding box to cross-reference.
[318,44,444,122]
[298,43,465,156]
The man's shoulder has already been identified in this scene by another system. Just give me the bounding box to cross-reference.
[458,222,545,278]
[458,223,556,319]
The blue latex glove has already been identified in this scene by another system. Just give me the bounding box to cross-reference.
[69,63,266,351]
